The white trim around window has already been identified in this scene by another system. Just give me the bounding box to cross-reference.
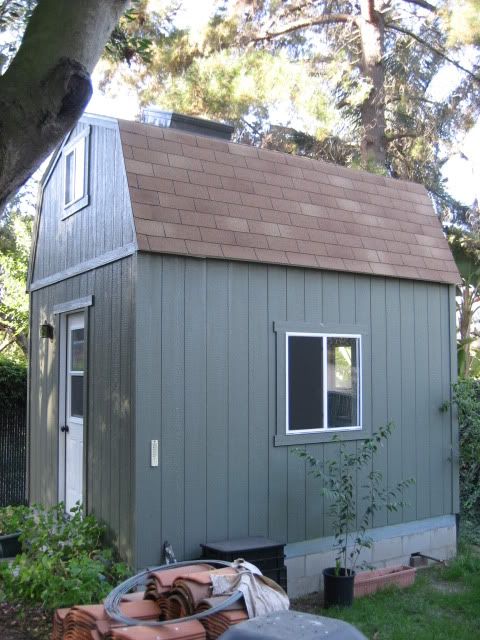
[62,126,90,219]
[273,320,369,446]
[285,332,362,435]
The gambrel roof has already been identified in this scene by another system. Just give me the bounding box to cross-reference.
[118,118,460,285]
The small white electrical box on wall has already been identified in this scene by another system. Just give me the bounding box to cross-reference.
[151,439,159,467]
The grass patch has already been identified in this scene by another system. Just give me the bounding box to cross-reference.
[292,548,480,640]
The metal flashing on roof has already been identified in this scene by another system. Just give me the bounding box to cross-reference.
[141,107,234,140]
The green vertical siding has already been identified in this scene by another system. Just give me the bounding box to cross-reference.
[135,255,457,566]
[227,264,249,539]
[29,258,135,564]
[386,281,402,526]
[304,271,324,539]
[399,282,417,523]
[184,260,208,557]
[161,257,186,559]
[267,268,288,542]
[206,261,229,544]
[286,269,306,544]
[414,282,430,520]
[31,120,135,284]
[134,254,162,568]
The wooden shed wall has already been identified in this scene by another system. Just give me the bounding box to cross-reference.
[28,258,135,563]
[135,253,457,568]
[31,119,135,285]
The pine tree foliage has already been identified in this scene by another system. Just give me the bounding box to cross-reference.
[101,0,480,227]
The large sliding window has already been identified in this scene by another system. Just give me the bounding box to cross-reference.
[286,333,361,434]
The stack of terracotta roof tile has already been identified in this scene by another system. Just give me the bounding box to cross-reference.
[144,564,214,603]
[109,620,206,640]
[165,568,239,620]
[57,600,160,640]
[52,607,70,640]
[195,597,247,640]
[52,564,250,640]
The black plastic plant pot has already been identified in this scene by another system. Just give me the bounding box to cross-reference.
[0,532,21,559]
[323,567,356,608]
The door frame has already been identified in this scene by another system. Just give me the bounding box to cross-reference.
[56,300,91,511]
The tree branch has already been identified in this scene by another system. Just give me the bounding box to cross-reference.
[0,0,130,212]
[247,13,356,44]
[400,0,436,12]
[386,22,480,83]
[0,338,16,354]
[385,131,420,142]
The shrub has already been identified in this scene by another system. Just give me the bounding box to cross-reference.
[452,378,480,542]
[0,357,27,410]
[0,503,130,609]
[0,504,29,535]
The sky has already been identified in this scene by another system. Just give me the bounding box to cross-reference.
[84,0,480,210]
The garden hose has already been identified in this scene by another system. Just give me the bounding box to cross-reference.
[103,559,244,627]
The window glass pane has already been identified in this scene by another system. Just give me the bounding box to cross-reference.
[74,137,85,200]
[70,328,84,371]
[65,151,74,204]
[327,337,358,428]
[70,375,84,418]
[288,336,323,431]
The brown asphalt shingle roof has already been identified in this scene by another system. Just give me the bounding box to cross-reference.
[118,118,460,285]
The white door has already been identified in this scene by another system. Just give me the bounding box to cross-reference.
[62,312,85,512]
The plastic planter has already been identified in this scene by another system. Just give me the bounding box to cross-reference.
[323,567,356,608]
[354,565,416,598]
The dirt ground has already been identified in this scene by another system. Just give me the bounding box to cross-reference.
[0,603,52,640]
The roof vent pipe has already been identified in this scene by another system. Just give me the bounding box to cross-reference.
[140,107,234,141]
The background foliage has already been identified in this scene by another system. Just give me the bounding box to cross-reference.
[0,356,26,409]
[101,0,480,225]
[452,377,480,543]
[0,201,32,362]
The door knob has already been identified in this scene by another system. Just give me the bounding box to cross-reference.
[60,425,69,433]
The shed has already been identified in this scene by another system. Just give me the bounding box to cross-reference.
[28,112,460,596]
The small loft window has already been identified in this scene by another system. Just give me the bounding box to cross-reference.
[286,333,361,433]
[62,127,89,217]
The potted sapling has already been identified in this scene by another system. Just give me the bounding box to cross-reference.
[297,422,414,607]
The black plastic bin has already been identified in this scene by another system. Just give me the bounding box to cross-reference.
[201,537,287,592]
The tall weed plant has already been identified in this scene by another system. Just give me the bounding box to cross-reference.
[0,503,130,609]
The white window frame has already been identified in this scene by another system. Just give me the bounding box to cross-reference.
[285,331,363,435]
[62,126,90,218]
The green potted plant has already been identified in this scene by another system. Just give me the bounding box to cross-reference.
[0,505,28,559]
[297,423,414,607]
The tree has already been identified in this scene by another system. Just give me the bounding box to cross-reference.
[0,0,131,214]
[442,0,480,47]
[448,226,480,377]
[101,0,480,226]
[236,0,480,167]
[0,197,32,361]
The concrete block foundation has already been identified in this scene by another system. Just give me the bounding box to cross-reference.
[285,515,457,598]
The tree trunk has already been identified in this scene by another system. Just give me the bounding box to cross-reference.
[0,0,129,214]
[458,284,478,377]
[357,0,386,168]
